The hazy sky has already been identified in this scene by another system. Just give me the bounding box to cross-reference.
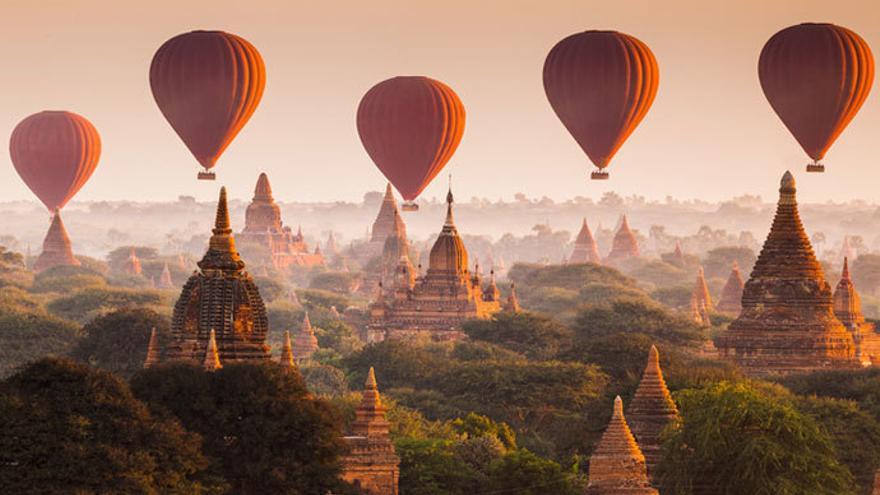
[1,0,879,205]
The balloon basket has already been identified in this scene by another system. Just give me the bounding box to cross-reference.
[197,171,216,180]
[806,163,824,173]
[401,202,419,212]
[590,170,609,180]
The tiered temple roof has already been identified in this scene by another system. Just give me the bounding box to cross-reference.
[366,188,500,342]
[279,330,297,370]
[237,173,323,268]
[626,345,679,483]
[341,368,400,495]
[689,267,712,326]
[605,215,640,265]
[716,172,858,376]
[716,261,744,314]
[33,211,80,272]
[163,187,271,366]
[293,313,319,363]
[570,219,602,264]
[586,396,658,495]
[833,258,880,365]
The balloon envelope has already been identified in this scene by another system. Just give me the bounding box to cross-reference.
[150,30,266,172]
[759,23,873,162]
[543,30,659,172]
[9,111,101,211]
[357,76,465,201]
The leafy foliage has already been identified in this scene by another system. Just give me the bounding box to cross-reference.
[0,358,209,493]
[463,311,573,360]
[131,362,352,495]
[659,381,855,495]
[46,286,169,323]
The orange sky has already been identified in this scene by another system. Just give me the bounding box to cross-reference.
[1,0,879,204]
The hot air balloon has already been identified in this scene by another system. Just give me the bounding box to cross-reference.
[759,23,874,173]
[9,111,101,212]
[357,76,465,211]
[150,30,266,180]
[543,31,659,180]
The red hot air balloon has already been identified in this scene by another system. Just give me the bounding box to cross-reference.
[543,31,659,180]
[10,111,101,212]
[759,23,874,173]
[357,76,465,210]
[150,30,266,180]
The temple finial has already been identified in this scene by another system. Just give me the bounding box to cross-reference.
[203,329,222,371]
[366,366,378,390]
[214,187,231,232]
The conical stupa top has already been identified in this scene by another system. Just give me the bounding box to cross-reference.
[606,214,641,262]
[834,257,865,328]
[279,330,296,368]
[692,266,713,310]
[629,346,678,419]
[371,183,404,243]
[34,209,80,272]
[254,172,273,201]
[571,218,602,264]
[717,261,745,314]
[200,187,244,271]
[587,396,655,493]
[366,366,378,390]
[144,327,160,368]
[444,187,455,227]
[302,312,312,332]
[158,263,173,288]
[504,283,521,313]
[203,329,222,371]
[750,171,823,279]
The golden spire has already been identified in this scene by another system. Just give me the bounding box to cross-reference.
[444,185,455,227]
[200,187,244,271]
[503,283,521,313]
[144,327,160,368]
[366,366,378,390]
[627,345,679,482]
[587,396,656,493]
[279,330,296,368]
[834,257,865,329]
[203,329,222,371]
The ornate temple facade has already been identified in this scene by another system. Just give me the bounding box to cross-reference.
[716,172,858,376]
[626,346,679,484]
[586,396,658,495]
[33,211,80,272]
[833,258,880,366]
[605,215,640,265]
[237,173,324,268]
[341,368,400,495]
[366,189,501,342]
[160,187,271,366]
[569,218,601,264]
[716,261,744,314]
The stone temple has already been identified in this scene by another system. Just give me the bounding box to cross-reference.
[237,172,324,268]
[716,172,858,376]
[586,396,658,495]
[341,367,400,495]
[366,188,501,342]
[33,210,80,272]
[626,345,679,484]
[569,218,602,264]
[716,261,744,315]
[833,258,880,365]
[605,215,640,265]
[161,187,271,366]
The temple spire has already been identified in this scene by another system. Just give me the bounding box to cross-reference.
[503,283,521,313]
[444,186,455,227]
[143,327,160,368]
[587,396,657,494]
[203,329,222,371]
[627,345,679,483]
[158,263,174,289]
[606,214,640,264]
[570,218,602,264]
[717,261,745,314]
[279,330,296,369]
[200,187,244,271]
[33,209,80,272]
[293,312,319,362]
[351,367,392,439]
[254,172,273,201]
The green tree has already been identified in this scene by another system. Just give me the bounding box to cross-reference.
[131,362,352,495]
[343,339,443,390]
[0,358,209,494]
[396,438,480,495]
[853,254,880,297]
[47,286,168,323]
[0,303,80,378]
[485,449,582,495]
[70,308,170,379]
[659,381,855,495]
[702,246,756,279]
[463,312,573,360]
[574,298,705,347]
